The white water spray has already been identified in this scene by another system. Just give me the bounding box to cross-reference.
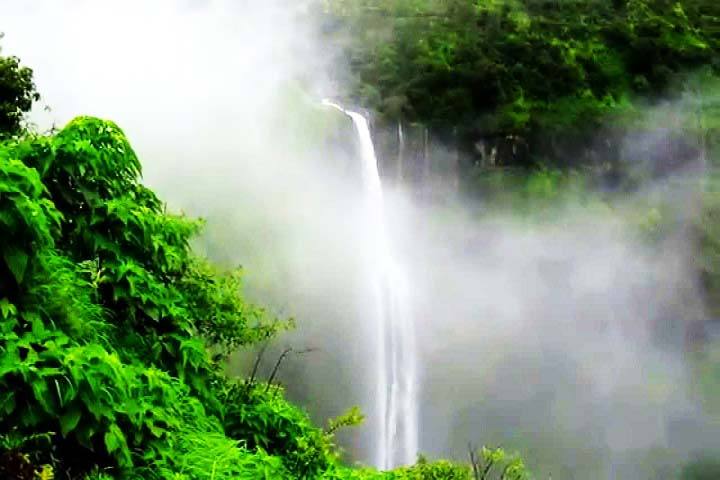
[323,100,418,470]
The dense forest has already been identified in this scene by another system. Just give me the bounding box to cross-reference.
[323,0,719,165]
[1,0,720,478]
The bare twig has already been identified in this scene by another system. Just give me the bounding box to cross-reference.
[481,458,495,480]
[264,347,319,393]
[245,341,270,394]
[469,443,480,480]
[265,348,294,393]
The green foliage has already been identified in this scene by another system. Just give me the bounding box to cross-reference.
[0,152,61,294]
[320,457,471,480]
[219,381,337,477]
[326,406,365,435]
[681,456,720,480]
[145,426,289,480]
[464,166,607,221]
[0,116,297,478]
[386,456,470,479]
[323,0,719,166]
[0,34,40,136]
[467,447,530,480]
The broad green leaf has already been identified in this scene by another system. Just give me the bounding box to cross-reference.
[0,298,17,320]
[104,423,125,453]
[3,246,29,284]
[60,405,82,436]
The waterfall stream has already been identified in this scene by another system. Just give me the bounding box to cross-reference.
[323,100,418,470]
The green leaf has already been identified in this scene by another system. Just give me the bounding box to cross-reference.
[0,298,17,320]
[60,405,82,436]
[3,246,29,284]
[104,423,124,453]
[104,423,132,467]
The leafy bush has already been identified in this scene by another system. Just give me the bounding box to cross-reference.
[219,381,335,477]
[0,117,294,478]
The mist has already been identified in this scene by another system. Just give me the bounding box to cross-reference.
[2,1,718,478]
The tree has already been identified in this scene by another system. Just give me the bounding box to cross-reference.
[0,33,40,136]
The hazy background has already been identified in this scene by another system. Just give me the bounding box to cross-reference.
[2,1,717,477]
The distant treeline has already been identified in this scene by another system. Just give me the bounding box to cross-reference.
[322,0,720,172]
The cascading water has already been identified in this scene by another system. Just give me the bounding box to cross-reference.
[397,121,405,182]
[323,100,419,470]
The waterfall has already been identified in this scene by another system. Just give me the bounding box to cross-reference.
[398,121,405,183]
[323,100,419,470]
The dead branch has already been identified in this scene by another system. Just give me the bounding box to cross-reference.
[264,347,319,393]
[245,341,270,394]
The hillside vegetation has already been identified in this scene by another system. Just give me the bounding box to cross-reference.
[322,0,719,169]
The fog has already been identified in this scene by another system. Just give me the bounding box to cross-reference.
[2,1,717,477]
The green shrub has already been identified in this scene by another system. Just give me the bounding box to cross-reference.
[220,381,335,477]
[0,117,288,478]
